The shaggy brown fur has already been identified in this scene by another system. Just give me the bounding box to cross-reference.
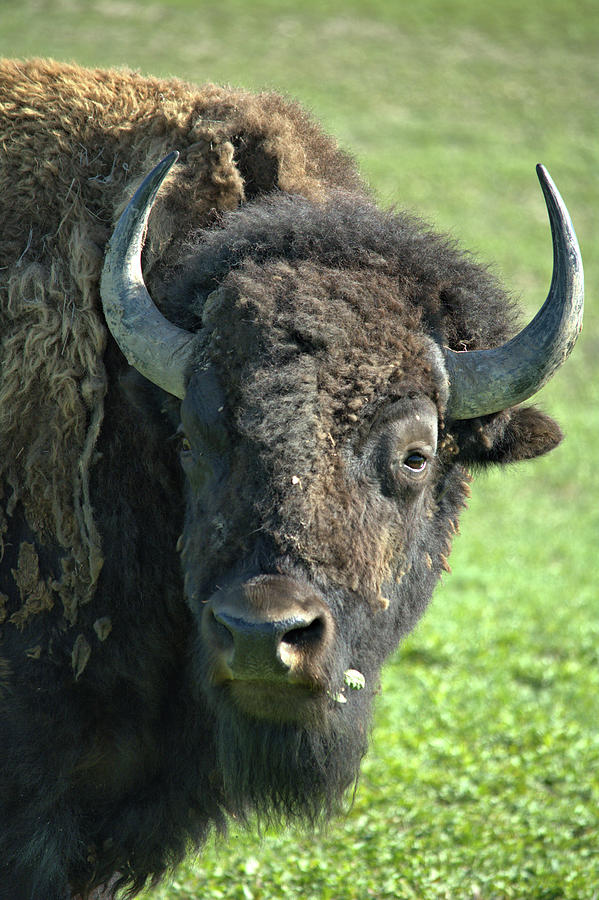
[0,57,362,620]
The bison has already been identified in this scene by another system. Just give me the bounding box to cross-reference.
[0,59,583,899]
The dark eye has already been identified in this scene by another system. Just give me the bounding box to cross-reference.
[403,451,427,472]
[180,436,192,454]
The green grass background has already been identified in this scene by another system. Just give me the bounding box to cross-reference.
[1,1,597,897]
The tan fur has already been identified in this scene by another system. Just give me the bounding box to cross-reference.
[0,58,361,622]
[8,542,54,628]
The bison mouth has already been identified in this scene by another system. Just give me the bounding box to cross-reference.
[217,677,327,725]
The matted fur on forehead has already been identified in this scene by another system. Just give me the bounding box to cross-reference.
[202,260,440,445]
[169,188,521,359]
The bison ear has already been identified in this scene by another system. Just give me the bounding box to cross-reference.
[454,405,563,466]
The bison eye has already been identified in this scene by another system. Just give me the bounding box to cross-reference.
[403,451,427,472]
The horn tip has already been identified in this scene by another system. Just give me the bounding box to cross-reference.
[536,162,551,186]
[155,150,180,180]
[535,165,562,206]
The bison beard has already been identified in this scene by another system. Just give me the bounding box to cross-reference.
[212,695,368,827]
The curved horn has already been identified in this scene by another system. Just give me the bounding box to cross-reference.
[444,165,583,421]
[101,151,199,399]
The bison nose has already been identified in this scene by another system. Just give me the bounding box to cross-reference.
[211,609,326,679]
[205,576,333,685]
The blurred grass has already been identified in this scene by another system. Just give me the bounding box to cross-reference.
[1,1,597,897]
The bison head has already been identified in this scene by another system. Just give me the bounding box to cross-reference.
[100,154,582,823]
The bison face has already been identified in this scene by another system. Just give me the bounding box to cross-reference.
[171,243,451,725]
[174,345,450,820]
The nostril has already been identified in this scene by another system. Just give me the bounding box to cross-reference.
[282,616,325,649]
